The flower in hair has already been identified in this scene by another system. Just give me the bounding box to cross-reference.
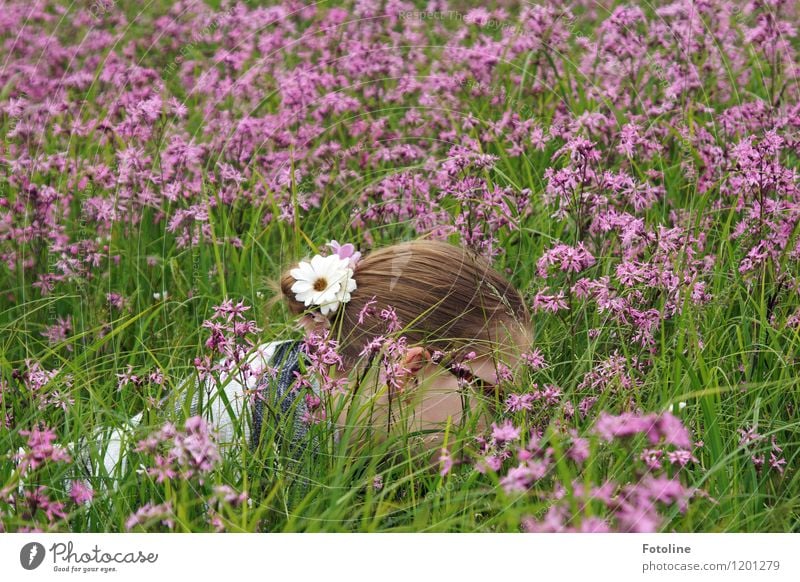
[327,240,361,268]
[290,244,357,316]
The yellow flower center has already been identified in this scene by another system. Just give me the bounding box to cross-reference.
[313,277,328,292]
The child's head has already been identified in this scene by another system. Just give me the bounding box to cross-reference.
[281,239,532,370]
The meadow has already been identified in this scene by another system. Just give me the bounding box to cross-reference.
[1,0,798,532]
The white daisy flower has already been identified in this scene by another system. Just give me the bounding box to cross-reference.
[290,254,357,315]
[331,267,357,310]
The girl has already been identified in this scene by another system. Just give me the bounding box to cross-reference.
[76,239,533,478]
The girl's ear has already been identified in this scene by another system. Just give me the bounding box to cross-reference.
[404,345,430,370]
[396,346,431,389]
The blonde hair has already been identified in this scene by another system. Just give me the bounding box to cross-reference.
[280,239,532,367]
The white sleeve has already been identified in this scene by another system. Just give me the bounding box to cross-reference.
[192,340,284,445]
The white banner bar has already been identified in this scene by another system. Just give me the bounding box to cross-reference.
[1,533,797,581]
